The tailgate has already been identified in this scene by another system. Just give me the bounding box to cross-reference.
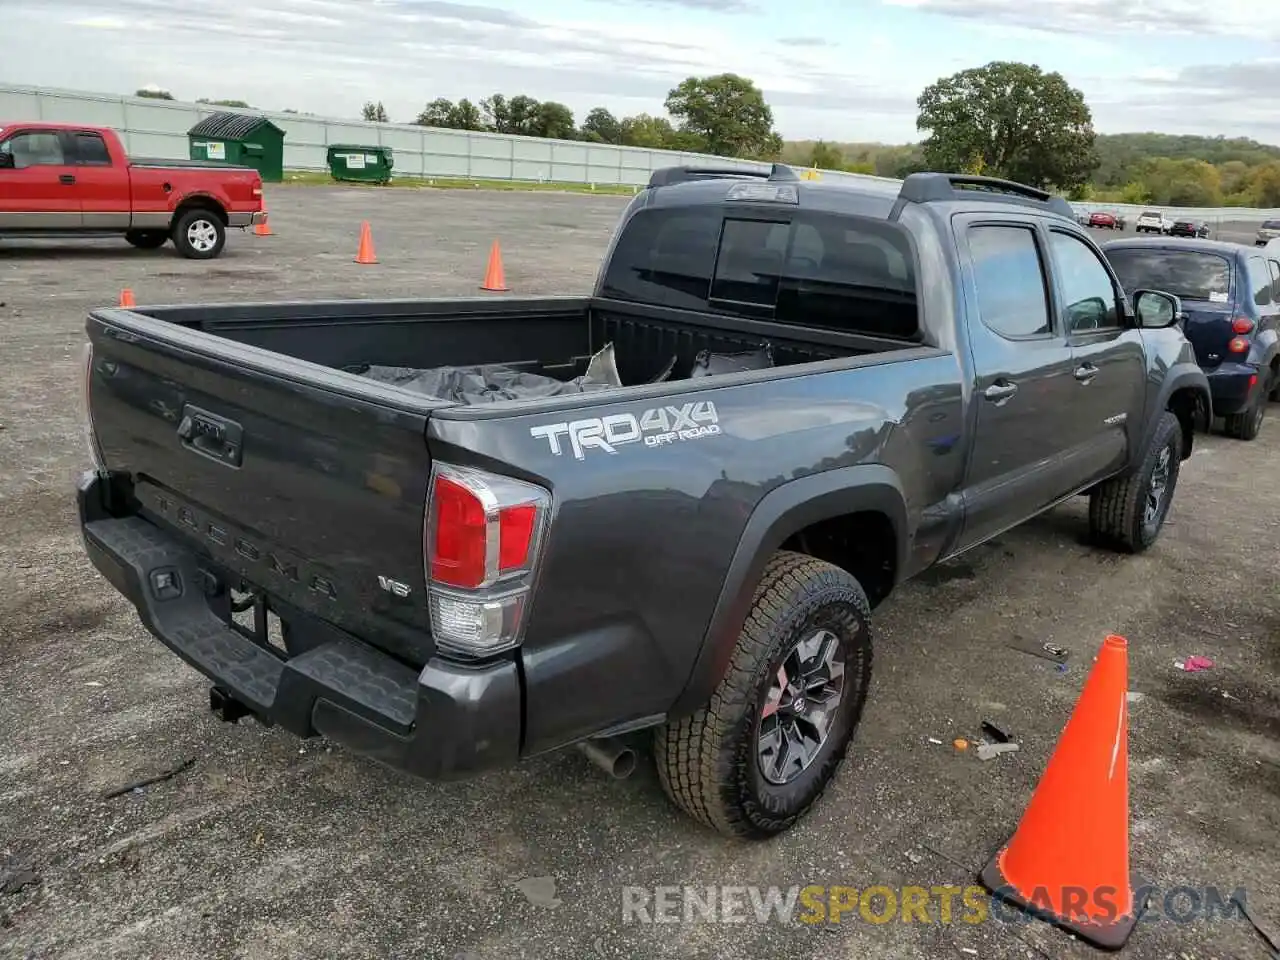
[85,310,438,665]
[1179,303,1235,369]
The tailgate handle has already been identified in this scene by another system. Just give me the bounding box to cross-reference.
[176,404,243,468]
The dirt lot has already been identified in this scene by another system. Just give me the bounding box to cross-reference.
[1,186,1278,960]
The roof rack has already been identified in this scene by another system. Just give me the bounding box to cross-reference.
[647,163,800,189]
[894,172,1075,219]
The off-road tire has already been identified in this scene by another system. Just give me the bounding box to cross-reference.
[1224,393,1266,440]
[1089,410,1182,553]
[124,229,168,250]
[171,208,226,260]
[654,551,872,839]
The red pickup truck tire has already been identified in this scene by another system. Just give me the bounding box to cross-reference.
[124,230,168,250]
[171,208,227,260]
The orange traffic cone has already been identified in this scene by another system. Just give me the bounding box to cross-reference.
[480,240,508,292]
[254,207,273,236]
[980,634,1146,949]
[354,221,377,264]
[119,288,136,308]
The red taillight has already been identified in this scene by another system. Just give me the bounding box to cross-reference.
[499,504,536,570]
[1228,337,1249,354]
[430,475,489,588]
[1231,317,1254,334]
[425,463,550,658]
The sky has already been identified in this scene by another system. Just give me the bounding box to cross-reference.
[3,0,1280,144]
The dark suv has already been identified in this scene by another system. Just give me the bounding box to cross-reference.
[1103,237,1280,439]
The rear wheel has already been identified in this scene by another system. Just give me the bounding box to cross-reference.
[654,551,873,839]
[171,208,226,259]
[124,229,168,250]
[1224,392,1265,441]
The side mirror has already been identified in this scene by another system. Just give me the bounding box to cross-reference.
[0,152,13,169]
[1133,289,1183,329]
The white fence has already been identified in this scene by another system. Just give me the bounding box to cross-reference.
[2,81,1278,225]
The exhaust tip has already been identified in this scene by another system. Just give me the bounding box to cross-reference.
[611,748,637,780]
[576,736,638,780]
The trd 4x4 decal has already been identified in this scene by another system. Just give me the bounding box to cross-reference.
[530,401,720,459]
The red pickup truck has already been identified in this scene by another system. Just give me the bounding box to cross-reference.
[0,122,265,259]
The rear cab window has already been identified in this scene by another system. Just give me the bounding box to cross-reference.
[599,203,920,341]
[73,131,112,166]
[1103,248,1232,304]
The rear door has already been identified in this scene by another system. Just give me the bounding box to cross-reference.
[0,127,82,228]
[1045,227,1145,484]
[953,214,1083,550]
[67,129,131,229]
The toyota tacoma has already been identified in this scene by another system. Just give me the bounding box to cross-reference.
[76,166,1210,838]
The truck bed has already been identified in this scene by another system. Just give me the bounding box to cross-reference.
[125,295,916,406]
[84,294,925,672]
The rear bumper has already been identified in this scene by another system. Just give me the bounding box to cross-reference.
[228,211,267,228]
[1204,362,1260,416]
[76,471,521,781]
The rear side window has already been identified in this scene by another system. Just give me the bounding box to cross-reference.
[1263,220,1280,230]
[74,132,111,165]
[600,205,920,340]
[1103,249,1231,302]
[1247,256,1273,306]
[966,225,1051,339]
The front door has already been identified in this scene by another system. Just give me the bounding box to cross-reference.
[1046,227,1146,484]
[0,127,82,229]
[954,215,1083,552]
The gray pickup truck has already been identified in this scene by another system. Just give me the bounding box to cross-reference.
[77,166,1210,839]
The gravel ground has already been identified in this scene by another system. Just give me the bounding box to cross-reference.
[1,185,1278,960]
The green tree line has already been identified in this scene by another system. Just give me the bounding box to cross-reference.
[361,74,784,161]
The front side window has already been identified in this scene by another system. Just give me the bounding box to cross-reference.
[1048,231,1121,332]
[0,131,66,168]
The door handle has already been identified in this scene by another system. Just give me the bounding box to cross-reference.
[983,381,1018,402]
[59,174,76,184]
[1074,363,1098,382]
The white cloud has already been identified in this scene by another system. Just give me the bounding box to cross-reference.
[882,0,1280,40]
[3,0,1279,143]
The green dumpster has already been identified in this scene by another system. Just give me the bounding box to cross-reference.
[326,145,394,184]
[187,112,286,183]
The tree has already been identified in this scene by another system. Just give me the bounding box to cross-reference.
[916,61,1098,190]
[416,98,455,127]
[197,98,252,108]
[532,101,575,140]
[664,73,779,158]
[362,101,389,122]
[581,107,622,144]
[619,113,678,149]
[1138,157,1223,206]
[135,88,173,100]
[807,140,845,170]
[449,99,484,131]
[415,97,485,130]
